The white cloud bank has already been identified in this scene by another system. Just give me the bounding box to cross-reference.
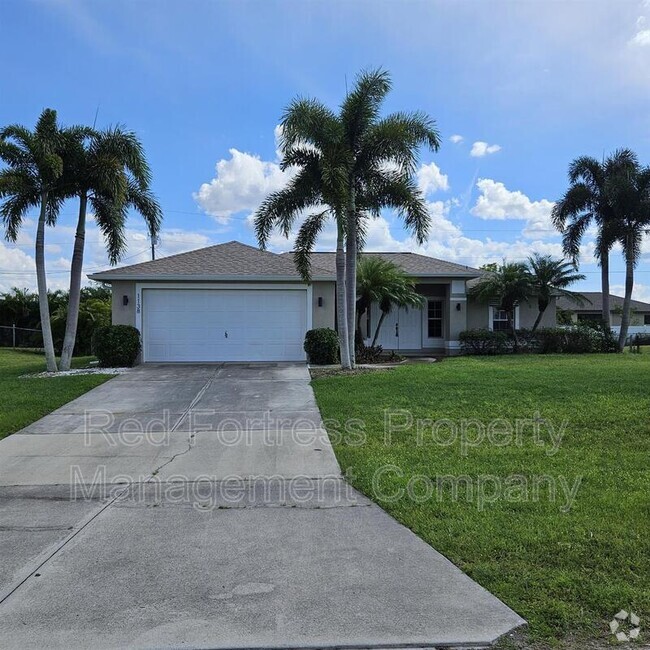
[470,178,556,238]
[449,134,464,144]
[194,148,293,223]
[470,141,502,157]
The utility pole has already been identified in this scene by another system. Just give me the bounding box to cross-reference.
[151,234,159,261]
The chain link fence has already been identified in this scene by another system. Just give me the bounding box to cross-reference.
[0,324,43,349]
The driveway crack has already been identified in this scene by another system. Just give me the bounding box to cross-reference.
[149,368,220,477]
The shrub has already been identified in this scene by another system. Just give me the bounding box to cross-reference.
[92,325,141,367]
[536,327,566,353]
[356,344,384,363]
[536,324,616,354]
[459,329,509,355]
[304,328,339,365]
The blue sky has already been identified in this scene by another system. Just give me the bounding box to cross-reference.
[1,0,650,298]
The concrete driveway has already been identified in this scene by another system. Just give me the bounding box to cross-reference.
[0,363,524,649]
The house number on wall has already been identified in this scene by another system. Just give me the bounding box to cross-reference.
[136,292,141,315]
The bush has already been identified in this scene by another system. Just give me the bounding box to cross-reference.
[536,324,617,354]
[92,325,141,367]
[304,328,339,365]
[356,344,384,363]
[459,329,509,355]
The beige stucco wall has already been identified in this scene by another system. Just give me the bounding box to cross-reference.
[311,281,336,329]
[466,298,558,330]
[109,280,334,331]
[110,281,136,327]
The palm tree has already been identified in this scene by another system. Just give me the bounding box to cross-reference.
[255,99,354,368]
[604,154,650,350]
[355,256,424,347]
[57,126,161,371]
[468,262,533,348]
[527,254,586,332]
[338,69,440,366]
[552,150,638,327]
[255,68,440,368]
[0,109,69,371]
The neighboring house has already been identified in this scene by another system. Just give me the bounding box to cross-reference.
[556,292,650,326]
[89,241,556,363]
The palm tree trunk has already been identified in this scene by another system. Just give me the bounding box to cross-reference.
[508,309,519,352]
[345,189,357,368]
[36,192,58,372]
[60,192,87,371]
[371,311,387,347]
[531,298,548,333]
[335,222,351,369]
[618,245,634,351]
[531,308,545,333]
[601,253,611,328]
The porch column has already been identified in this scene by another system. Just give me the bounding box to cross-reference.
[447,280,467,354]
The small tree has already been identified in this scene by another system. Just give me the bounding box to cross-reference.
[468,262,533,349]
[355,257,424,347]
[527,254,586,332]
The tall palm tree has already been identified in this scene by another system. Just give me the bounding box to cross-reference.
[255,69,440,368]
[57,126,161,371]
[604,154,650,350]
[355,256,424,347]
[338,69,440,366]
[468,262,533,348]
[527,254,586,332]
[552,150,637,327]
[0,109,69,371]
[254,99,354,368]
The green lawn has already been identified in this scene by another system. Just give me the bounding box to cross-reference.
[312,354,650,647]
[0,349,113,440]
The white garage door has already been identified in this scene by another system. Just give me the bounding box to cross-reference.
[142,288,308,362]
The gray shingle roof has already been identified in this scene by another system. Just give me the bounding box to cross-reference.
[557,292,650,312]
[88,241,332,281]
[283,251,481,277]
[89,241,482,282]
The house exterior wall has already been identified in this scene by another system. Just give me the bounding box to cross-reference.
[566,310,650,326]
[111,281,136,327]
[110,280,331,331]
[466,298,557,330]
[311,281,336,329]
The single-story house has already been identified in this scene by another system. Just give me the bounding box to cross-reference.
[557,292,650,326]
[89,241,557,363]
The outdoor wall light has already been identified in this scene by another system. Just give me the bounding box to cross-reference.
[123,295,129,306]
[318,297,323,307]
[456,302,461,311]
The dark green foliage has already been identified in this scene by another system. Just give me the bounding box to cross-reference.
[536,325,617,354]
[304,328,339,365]
[459,329,509,355]
[355,344,384,363]
[0,285,110,355]
[92,324,141,367]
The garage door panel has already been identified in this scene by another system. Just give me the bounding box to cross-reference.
[142,288,307,362]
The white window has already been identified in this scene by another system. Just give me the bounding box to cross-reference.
[489,306,519,331]
[427,299,444,338]
[492,309,510,332]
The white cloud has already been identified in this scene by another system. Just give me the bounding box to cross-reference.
[449,134,464,144]
[611,282,650,303]
[630,28,650,46]
[194,148,294,223]
[470,178,556,238]
[417,162,449,195]
[470,141,502,157]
